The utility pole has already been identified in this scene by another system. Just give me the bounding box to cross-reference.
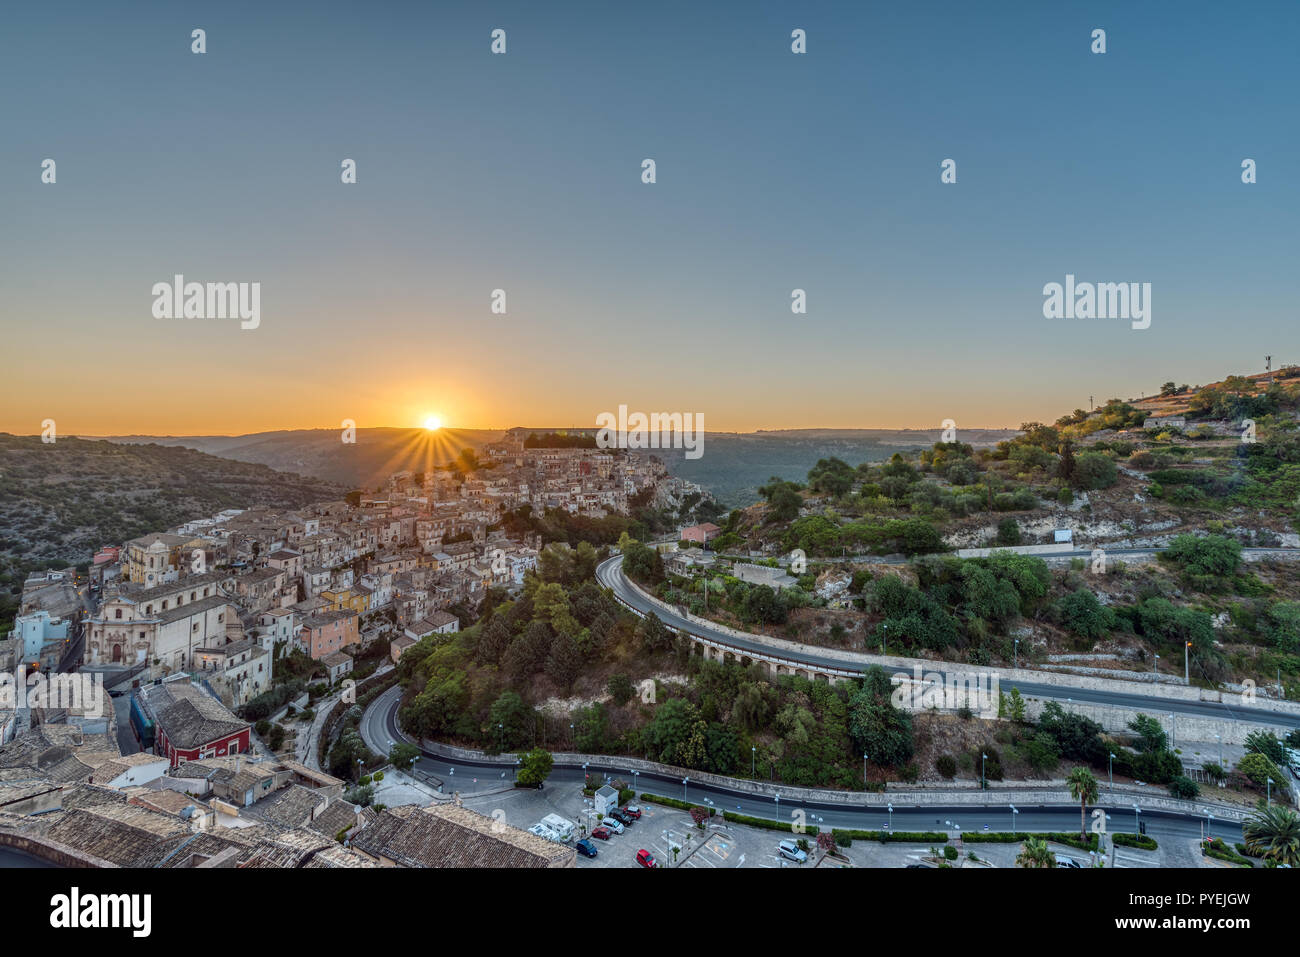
[1266,355,1273,385]
[1089,395,1094,411]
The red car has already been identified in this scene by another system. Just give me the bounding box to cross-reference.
[636,849,657,868]
[591,826,612,840]
[621,805,643,820]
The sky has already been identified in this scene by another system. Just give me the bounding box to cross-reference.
[2,0,1297,436]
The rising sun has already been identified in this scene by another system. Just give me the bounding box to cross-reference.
[423,415,442,431]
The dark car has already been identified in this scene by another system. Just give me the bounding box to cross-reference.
[591,826,612,841]
[608,809,633,826]
[575,839,598,858]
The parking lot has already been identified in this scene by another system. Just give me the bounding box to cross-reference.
[456,784,819,869]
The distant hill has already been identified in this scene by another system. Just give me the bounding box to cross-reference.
[0,434,345,621]
[657,429,1018,507]
[101,427,505,489]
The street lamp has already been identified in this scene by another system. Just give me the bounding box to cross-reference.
[633,770,639,794]
[887,802,893,832]
[1014,638,1019,670]
[1267,778,1274,806]
[498,722,503,753]
[682,776,689,802]
[1153,654,1159,675]
[881,622,888,656]
[1108,752,1115,791]
[1010,804,1018,834]
[752,746,756,777]
[569,722,574,749]
[981,752,987,791]
[863,753,868,786]
[1132,804,1141,836]
[1184,641,1191,684]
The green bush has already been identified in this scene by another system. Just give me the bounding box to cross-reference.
[1113,833,1158,851]
[943,845,959,861]
[641,793,714,814]
[831,829,948,845]
[1202,837,1252,867]
[722,811,817,835]
[936,754,957,779]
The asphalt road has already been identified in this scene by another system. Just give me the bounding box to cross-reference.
[596,556,1300,732]
[364,687,1245,847]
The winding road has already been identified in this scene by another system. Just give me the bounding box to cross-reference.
[596,555,1300,732]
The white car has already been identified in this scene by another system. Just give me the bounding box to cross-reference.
[778,839,807,863]
[600,817,625,834]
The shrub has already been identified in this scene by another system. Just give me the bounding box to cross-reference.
[1113,833,1158,851]
[943,845,959,861]
[936,754,957,779]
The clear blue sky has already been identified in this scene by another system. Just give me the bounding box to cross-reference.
[2,0,1296,434]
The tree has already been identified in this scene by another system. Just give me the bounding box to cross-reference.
[389,742,421,770]
[1168,776,1199,799]
[1161,534,1242,578]
[1244,730,1288,766]
[847,670,915,768]
[1072,451,1117,490]
[690,806,710,829]
[517,747,554,787]
[1058,589,1115,640]
[607,673,634,706]
[996,517,1022,546]
[1128,714,1168,754]
[488,690,533,752]
[1066,766,1099,844]
[1016,837,1056,868]
[544,629,582,692]
[638,612,675,654]
[1242,805,1300,867]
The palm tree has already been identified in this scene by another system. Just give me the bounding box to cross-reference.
[1067,766,1100,845]
[1242,804,1300,867]
[1016,837,1056,868]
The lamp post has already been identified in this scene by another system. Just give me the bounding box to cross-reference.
[633,770,639,794]
[1133,804,1141,836]
[1168,713,1176,750]
[1108,752,1115,791]
[863,753,868,786]
[981,753,987,791]
[682,776,689,802]
[1153,654,1159,675]
[1206,811,1214,843]
[1010,804,1018,835]
[498,722,503,753]
[887,802,893,832]
[569,722,574,750]
[1184,641,1191,684]
[881,622,888,656]
[1267,778,1273,806]
[752,746,756,778]
[1014,638,1019,671]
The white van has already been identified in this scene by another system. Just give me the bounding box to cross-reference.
[541,814,576,842]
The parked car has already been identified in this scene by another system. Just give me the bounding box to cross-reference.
[635,849,657,868]
[600,817,625,834]
[575,839,598,858]
[621,805,643,819]
[1056,857,1083,869]
[591,826,612,841]
[778,840,807,863]
[608,809,633,826]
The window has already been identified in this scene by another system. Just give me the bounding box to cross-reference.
[114,609,122,620]
[161,601,168,611]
